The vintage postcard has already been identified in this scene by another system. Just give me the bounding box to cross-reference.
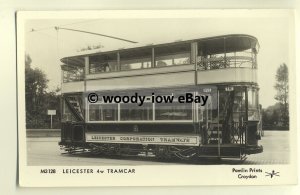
[17,10,297,187]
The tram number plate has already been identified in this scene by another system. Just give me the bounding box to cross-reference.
[225,86,234,91]
[85,133,200,146]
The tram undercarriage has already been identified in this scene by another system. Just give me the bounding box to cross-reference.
[59,141,263,161]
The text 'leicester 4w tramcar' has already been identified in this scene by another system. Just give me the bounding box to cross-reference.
[59,34,263,161]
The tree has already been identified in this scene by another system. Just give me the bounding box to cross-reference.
[25,54,61,128]
[274,63,289,127]
[25,54,32,69]
[261,103,280,128]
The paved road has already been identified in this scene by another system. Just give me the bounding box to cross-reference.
[27,131,289,165]
[243,130,289,164]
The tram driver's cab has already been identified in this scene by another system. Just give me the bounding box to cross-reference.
[199,85,262,154]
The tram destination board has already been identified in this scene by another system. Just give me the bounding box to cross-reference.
[17,10,297,187]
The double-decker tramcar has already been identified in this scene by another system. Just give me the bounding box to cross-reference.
[59,34,263,161]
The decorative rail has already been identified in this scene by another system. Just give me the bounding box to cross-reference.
[197,56,256,70]
[63,69,84,83]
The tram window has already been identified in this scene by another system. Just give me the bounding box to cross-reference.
[120,103,153,121]
[156,59,172,67]
[129,62,142,70]
[198,95,213,122]
[120,58,151,71]
[121,62,141,70]
[198,104,205,122]
[142,61,151,68]
[174,57,190,65]
[89,104,118,121]
[89,53,118,74]
[232,88,246,123]
[89,61,117,73]
[155,53,190,67]
[89,63,103,73]
[108,61,118,72]
[155,102,192,120]
[248,89,258,109]
[248,89,259,121]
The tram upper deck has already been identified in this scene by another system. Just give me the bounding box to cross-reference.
[60,34,259,93]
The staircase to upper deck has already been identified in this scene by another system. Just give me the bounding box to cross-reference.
[65,96,84,121]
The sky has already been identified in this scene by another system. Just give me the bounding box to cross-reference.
[25,14,292,108]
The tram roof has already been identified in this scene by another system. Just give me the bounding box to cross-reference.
[61,34,259,67]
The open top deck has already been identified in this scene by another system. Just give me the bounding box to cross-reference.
[60,34,259,93]
[61,34,258,66]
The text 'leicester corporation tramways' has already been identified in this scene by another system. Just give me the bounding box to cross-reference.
[85,133,200,146]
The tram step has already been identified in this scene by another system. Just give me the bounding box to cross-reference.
[198,155,240,159]
[199,145,241,157]
[208,139,221,144]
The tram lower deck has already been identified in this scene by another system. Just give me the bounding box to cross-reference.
[59,84,263,160]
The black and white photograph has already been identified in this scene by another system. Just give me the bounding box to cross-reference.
[17,10,297,186]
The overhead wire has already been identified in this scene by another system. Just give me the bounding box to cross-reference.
[26,19,100,33]
[27,30,79,50]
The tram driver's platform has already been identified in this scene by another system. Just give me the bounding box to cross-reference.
[199,143,263,158]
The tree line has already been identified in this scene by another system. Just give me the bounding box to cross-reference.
[25,55,61,129]
[261,63,289,130]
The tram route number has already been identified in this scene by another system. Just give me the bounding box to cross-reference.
[225,86,234,91]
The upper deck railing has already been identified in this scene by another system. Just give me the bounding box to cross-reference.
[62,66,84,82]
[198,55,256,70]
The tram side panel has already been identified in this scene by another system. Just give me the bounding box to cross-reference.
[59,85,263,158]
[59,90,201,153]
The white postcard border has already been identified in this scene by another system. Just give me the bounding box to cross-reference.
[17,10,298,187]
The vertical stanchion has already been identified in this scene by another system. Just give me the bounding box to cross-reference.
[191,42,198,85]
[50,115,53,129]
[84,56,89,123]
[217,90,221,157]
[245,87,248,145]
[151,48,155,68]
